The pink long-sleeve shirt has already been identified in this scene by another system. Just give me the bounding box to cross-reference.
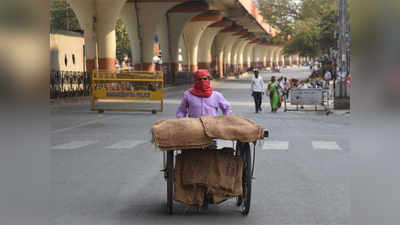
[176,90,232,118]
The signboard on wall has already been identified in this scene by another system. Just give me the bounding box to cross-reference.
[290,88,323,105]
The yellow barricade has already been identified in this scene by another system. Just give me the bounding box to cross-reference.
[91,70,164,113]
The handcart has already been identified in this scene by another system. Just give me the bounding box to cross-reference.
[152,116,269,216]
[284,88,332,114]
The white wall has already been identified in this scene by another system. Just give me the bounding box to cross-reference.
[50,31,85,71]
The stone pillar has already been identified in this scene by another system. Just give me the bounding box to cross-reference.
[264,45,275,68]
[181,12,221,72]
[136,2,178,72]
[95,0,126,71]
[222,34,240,74]
[237,41,249,72]
[68,0,126,72]
[272,46,282,67]
[197,26,224,71]
[253,44,264,69]
[67,0,97,72]
[261,45,269,67]
[198,19,231,76]
[231,38,247,73]
[167,1,209,74]
[120,2,141,70]
[243,43,255,70]
[214,32,231,78]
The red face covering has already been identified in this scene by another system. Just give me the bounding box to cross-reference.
[189,69,213,98]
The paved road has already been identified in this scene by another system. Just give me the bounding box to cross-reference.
[51,67,350,225]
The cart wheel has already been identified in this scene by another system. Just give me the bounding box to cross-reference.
[235,142,243,207]
[236,196,243,206]
[166,151,174,214]
[97,109,104,114]
[152,110,157,114]
[240,142,252,216]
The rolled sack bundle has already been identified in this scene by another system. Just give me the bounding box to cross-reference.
[151,114,265,151]
[151,117,213,151]
[200,115,264,142]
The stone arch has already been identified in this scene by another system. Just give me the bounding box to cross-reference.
[167,1,210,72]
[198,18,233,77]
[67,0,126,71]
[180,11,223,72]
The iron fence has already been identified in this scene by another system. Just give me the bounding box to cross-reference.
[50,70,91,98]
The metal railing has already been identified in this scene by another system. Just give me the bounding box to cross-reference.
[50,70,91,98]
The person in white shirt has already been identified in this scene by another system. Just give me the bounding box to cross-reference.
[324,70,332,80]
[280,77,290,100]
[324,70,332,88]
[250,70,265,113]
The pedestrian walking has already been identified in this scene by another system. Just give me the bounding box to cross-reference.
[324,69,332,88]
[280,77,290,101]
[267,76,281,113]
[250,70,265,113]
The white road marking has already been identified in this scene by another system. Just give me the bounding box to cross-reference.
[263,141,289,151]
[52,140,98,150]
[51,116,117,134]
[105,140,144,149]
[312,141,342,150]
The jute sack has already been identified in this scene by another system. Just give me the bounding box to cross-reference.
[152,118,213,151]
[181,150,210,186]
[207,148,243,194]
[174,154,205,207]
[200,115,264,142]
[207,149,243,203]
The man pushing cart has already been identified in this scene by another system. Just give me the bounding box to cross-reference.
[151,70,269,215]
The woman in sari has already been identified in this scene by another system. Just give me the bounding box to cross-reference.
[268,76,281,113]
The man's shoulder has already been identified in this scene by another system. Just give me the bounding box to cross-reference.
[212,90,222,96]
[212,91,225,98]
[183,90,193,98]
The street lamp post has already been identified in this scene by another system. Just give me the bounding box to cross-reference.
[334,0,350,109]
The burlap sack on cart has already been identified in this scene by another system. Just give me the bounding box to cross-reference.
[179,148,243,204]
[207,148,243,203]
[181,150,210,186]
[200,115,264,142]
[152,118,213,151]
[174,154,205,207]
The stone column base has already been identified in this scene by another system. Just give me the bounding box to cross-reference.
[189,64,198,72]
[198,62,211,70]
[98,58,116,72]
[133,64,142,71]
[142,63,154,72]
[86,59,95,72]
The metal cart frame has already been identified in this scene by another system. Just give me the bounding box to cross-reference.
[162,131,268,216]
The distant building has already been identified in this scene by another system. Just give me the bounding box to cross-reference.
[50,30,85,72]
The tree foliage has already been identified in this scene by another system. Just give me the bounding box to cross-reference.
[258,0,338,57]
[50,0,80,31]
[115,19,132,62]
[258,0,300,44]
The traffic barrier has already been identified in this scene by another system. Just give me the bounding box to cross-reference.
[91,70,164,113]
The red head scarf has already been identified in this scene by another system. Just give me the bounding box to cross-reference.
[189,69,213,98]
